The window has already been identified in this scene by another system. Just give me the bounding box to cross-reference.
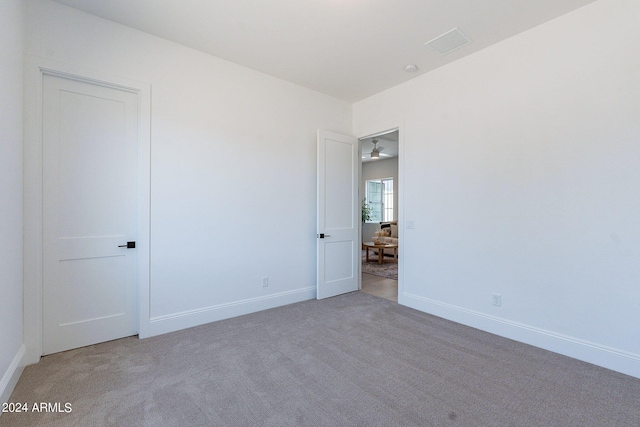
[365,178,393,223]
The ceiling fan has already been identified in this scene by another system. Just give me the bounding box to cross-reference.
[370,139,391,160]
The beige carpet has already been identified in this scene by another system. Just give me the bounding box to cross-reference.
[3,292,640,426]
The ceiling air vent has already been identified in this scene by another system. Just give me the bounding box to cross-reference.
[425,27,472,55]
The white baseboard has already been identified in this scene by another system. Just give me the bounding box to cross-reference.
[146,287,316,337]
[0,345,26,407]
[400,292,640,379]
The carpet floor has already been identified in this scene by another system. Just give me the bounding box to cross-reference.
[3,292,640,426]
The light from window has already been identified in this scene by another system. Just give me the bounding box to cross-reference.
[365,178,393,223]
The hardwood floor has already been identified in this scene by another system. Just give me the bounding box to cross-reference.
[360,272,398,302]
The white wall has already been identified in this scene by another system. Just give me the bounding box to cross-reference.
[24,0,351,342]
[354,0,640,378]
[0,0,26,404]
[362,158,399,241]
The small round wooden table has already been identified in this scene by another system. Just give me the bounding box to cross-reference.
[363,242,398,265]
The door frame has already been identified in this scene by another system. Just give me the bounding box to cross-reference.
[23,57,152,364]
[357,124,404,301]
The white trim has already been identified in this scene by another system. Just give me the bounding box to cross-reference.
[23,56,152,363]
[401,292,640,379]
[39,67,141,93]
[148,287,316,336]
[397,124,405,297]
[0,345,25,406]
[357,139,362,290]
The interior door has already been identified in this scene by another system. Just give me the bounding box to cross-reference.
[317,130,360,299]
[42,73,138,355]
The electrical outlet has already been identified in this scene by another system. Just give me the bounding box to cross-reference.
[262,277,269,287]
[492,294,501,307]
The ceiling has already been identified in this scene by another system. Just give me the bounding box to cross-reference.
[51,0,597,102]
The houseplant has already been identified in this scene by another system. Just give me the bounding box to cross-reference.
[362,199,373,223]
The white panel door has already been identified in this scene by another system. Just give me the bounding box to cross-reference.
[317,130,360,299]
[42,73,138,355]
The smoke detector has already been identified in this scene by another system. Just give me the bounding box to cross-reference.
[404,64,418,73]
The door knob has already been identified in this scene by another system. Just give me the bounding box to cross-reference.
[118,241,136,248]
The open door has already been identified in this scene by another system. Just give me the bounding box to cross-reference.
[317,130,360,299]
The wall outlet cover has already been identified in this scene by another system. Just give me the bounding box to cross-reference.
[492,294,502,306]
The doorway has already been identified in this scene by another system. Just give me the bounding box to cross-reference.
[359,129,400,302]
